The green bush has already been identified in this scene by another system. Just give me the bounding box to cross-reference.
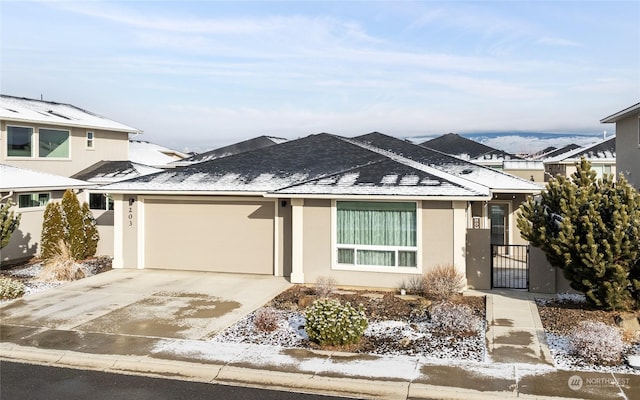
[0,277,25,299]
[304,298,368,346]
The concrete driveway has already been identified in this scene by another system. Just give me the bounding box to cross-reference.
[1,269,292,344]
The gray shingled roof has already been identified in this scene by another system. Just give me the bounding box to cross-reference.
[420,133,521,161]
[102,133,540,197]
[176,136,287,165]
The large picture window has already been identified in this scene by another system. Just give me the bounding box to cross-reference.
[336,201,417,268]
[39,128,70,158]
[7,126,33,157]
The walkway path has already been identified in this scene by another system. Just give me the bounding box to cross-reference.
[477,289,554,365]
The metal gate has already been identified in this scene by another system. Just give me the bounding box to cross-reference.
[492,244,529,289]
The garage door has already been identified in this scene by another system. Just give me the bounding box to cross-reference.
[144,198,275,274]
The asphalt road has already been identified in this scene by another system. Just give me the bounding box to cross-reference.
[0,361,363,400]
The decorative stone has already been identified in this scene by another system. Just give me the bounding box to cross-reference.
[399,337,412,348]
[627,355,640,369]
[615,313,640,335]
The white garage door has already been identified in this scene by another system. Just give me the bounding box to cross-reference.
[144,198,275,274]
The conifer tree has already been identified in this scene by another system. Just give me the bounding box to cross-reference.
[0,200,21,249]
[518,158,640,310]
[61,189,85,260]
[40,202,65,260]
[81,202,99,258]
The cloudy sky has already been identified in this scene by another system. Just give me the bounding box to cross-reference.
[2,1,638,152]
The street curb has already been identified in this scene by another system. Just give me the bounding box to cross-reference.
[0,343,590,400]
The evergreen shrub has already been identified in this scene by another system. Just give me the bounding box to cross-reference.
[305,298,368,346]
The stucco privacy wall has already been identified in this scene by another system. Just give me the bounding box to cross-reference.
[1,121,129,177]
[1,191,64,265]
[300,199,460,288]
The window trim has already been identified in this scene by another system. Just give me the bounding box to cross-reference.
[17,192,51,209]
[86,131,95,149]
[6,125,34,158]
[89,193,114,210]
[38,127,71,159]
[331,199,422,273]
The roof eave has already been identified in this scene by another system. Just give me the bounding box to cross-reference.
[93,189,267,196]
[2,116,143,134]
[264,193,492,201]
[1,184,92,192]
[600,102,640,123]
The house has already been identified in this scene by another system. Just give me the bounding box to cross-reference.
[601,102,640,188]
[1,95,142,178]
[0,164,90,265]
[543,136,616,181]
[101,132,541,290]
[175,135,288,166]
[420,133,521,169]
[129,140,189,167]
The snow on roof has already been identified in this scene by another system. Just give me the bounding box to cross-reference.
[600,102,640,123]
[176,135,287,165]
[129,140,188,166]
[544,136,616,163]
[103,133,540,197]
[71,161,163,184]
[0,95,141,133]
[420,133,520,162]
[0,164,90,192]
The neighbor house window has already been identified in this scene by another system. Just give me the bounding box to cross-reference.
[89,193,113,210]
[336,201,417,268]
[7,126,33,157]
[39,128,70,158]
[86,131,94,149]
[18,193,50,208]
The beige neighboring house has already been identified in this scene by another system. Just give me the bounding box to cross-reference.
[0,164,90,265]
[0,95,142,177]
[543,136,616,181]
[102,132,542,290]
[1,95,142,262]
[601,102,640,188]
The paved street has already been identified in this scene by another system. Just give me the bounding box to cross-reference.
[0,361,362,400]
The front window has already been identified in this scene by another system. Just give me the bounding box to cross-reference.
[89,193,113,210]
[39,128,70,158]
[7,126,33,157]
[336,201,417,268]
[18,193,50,208]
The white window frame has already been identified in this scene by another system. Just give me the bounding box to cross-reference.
[38,127,71,159]
[86,131,95,149]
[6,125,34,158]
[17,192,51,209]
[331,199,422,274]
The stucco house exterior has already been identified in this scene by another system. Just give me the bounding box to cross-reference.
[1,95,142,263]
[601,102,640,188]
[0,164,90,265]
[102,132,541,289]
[543,136,616,181]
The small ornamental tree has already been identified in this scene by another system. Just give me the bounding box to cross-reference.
[61,189,85,260]
[40,202,65,260]
[1,200,21,249]
[41,190,99,262]
[81,202,99,258]
[517,158,640,310]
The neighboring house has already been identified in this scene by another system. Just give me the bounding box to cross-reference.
[175,135,287,166]
[0,95,142,177]
[420,133,521,169]
[544,136,616,181]
[0,164,90,265]
[129,140,188,167]
[101,132,541,290]
[530,144,582,161]
[601,102,640,188]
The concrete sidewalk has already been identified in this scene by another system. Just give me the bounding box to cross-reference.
[1,272,638,399]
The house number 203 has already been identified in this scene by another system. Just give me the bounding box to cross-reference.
[128,198,134,227]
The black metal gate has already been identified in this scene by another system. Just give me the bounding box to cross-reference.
[491,244,529,289]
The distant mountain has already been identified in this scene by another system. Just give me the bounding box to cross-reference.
[406,131,609,155]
